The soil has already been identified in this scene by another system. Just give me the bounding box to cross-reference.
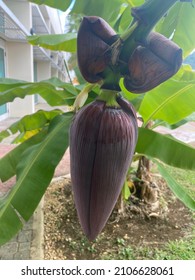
[43,174,194,260]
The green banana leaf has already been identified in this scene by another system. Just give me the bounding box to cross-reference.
[136,127,195,170]
[0,77,75,91]
[175,64,195,81]
[154,160,195,211]
[114,0,146,32]
[27,33,77,53]
[70,0,124,23]
[29,0,123,23]
[0,130,10,142]
[0,78,77,107]
[28,0,72,11]
[156,1,195,58]
[0,130,47,182]
[0,110,62,143]
[114,0,146,31]
[139,78,195,125]
[0,112,73,245]
[11,110,62,133]
[120,78,145,111]
[113,5,130,32]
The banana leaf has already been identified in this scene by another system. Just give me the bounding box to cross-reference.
[154,160,195,211]
[139,78,195,125]
[0,130,47,182]
[0,78,77,107]
[136,127,195,170]
[0,110,62,143]
[156,1,195,57]
[27,33,77,53]
[0,112,73,245]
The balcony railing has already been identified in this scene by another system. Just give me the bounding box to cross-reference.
[0,1,66,78]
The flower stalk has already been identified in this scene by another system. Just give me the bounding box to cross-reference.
[97,89,119,107]
[120,0,179,61]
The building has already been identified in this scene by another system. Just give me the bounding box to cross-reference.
[0,0,67,120]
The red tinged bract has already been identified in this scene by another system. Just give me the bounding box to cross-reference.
[77,16,117,83]
[124,32,182,93]
[70,100,138,240]
[77,16,182,93]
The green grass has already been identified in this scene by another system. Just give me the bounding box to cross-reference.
[102,225,195,260]
[153,237,195,260]
[167,165,195,200]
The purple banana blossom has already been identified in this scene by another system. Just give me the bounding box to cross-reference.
[70,99,138,240]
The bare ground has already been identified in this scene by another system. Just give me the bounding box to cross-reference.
[43,175,194,260]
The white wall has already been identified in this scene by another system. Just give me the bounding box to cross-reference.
[6,42,34,117]
[4,0,34,117]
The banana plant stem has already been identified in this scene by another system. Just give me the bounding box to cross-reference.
[120,0,179,61]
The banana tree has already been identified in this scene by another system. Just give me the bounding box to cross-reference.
[0,0,195,244]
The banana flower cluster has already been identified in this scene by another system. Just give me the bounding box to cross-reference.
[70,14,182,240]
